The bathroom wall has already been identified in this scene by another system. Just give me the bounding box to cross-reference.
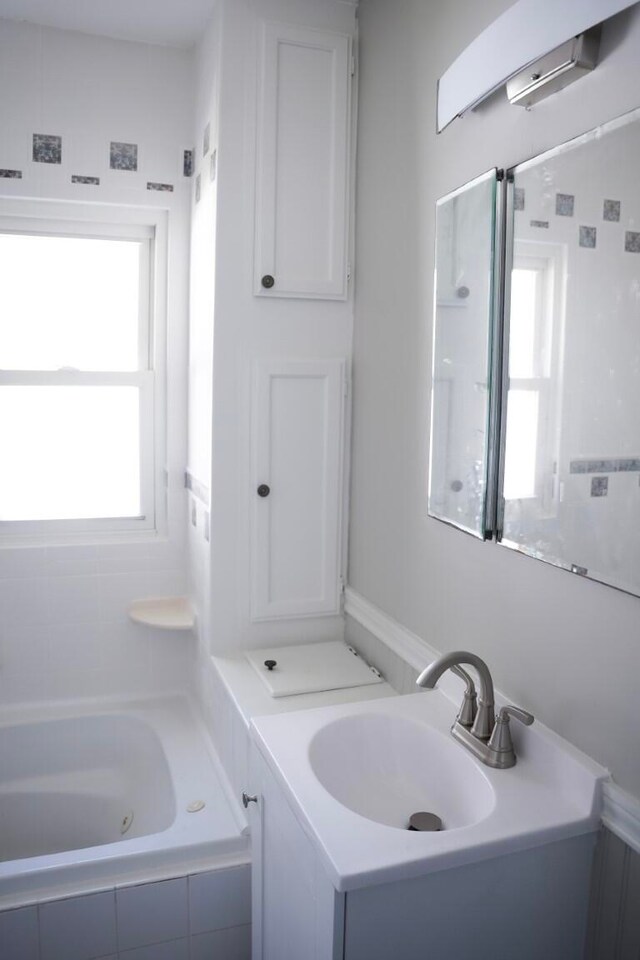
[350,0,640,801]
[0,20,194,704]
[187,0,357,657]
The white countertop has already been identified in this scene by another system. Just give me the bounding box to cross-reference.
[251,688,609,892]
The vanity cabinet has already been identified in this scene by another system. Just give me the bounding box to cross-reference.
[248,745,345,960]
[249,741,596,960]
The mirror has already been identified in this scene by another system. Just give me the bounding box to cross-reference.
[428,170,498,538]
[500,108,640,596]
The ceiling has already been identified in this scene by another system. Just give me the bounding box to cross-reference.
[0,0,218,47]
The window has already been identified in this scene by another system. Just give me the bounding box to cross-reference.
[0,209,163,539]
[503,241,565,513]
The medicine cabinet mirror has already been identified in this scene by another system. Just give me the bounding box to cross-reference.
[429,106,640,598]
[428,170,499,538]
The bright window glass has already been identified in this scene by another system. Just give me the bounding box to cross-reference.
[503,389,539,500]
[0,234,142,372]
[0,216,155,535]
[0,386,141,521]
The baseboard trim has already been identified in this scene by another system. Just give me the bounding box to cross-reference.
[344,586,439,672]
[602,781,640,854]
[345,585,640,853]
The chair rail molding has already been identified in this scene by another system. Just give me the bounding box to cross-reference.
[602,781,640,855]
[345,586,640,853]
[344,586,440,672]
[437,0,639,131]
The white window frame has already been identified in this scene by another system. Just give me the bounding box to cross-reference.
[0,199,167,543]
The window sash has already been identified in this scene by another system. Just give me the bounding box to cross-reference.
[0,372,155,538]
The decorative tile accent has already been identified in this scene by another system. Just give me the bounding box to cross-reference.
[591,476,608,497]
[579,226,597,249]
[183,149,193,177]
[203,122,210,156]
[570,457,640,474]
[514,187,525,211]
[555,193,574,217]
[110,141,138,171]
[530,220,549,229]
[210,149,217,182]
[195,173,201,203]
[147,181,174,192]
[625,231,640,253]
[603,199,620,222]
[0,168,22,178]
[71,175,99,185]
[33,133,62,164]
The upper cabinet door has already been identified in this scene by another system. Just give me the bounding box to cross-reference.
[254,23,352,300]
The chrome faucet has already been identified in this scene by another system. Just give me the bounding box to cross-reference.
[417,650,534,769]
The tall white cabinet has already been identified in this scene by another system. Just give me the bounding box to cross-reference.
[254,22,353,300]
[251,359,347,621]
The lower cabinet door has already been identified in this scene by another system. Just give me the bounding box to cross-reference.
[249,745,344,960]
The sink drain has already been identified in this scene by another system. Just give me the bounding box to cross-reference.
[408,812,442,832]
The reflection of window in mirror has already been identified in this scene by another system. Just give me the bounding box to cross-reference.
[503,241,566,517]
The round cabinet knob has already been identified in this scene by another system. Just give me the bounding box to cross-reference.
[261,274,275,289]
[264,659,277,671]
[257,484,270,498]
[242,793,257,808]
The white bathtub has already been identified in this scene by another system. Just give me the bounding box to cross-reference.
[0,696,249,909]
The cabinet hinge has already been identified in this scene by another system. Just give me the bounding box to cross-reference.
[350,54,357,77]
[343,372,350,399]
[339,576,346,613]
[347,261,352,282]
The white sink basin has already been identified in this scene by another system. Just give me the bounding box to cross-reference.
[309,713,495,830]
[251,688,607,892]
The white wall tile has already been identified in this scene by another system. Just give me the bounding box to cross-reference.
[190,924,251,960]
[0,578,48,626]
[188,866,251,935]
[116,878,188,950]
[0,906,39,960]
[39,891,117,960]
[46,575,101,625]
[119,937,189,960]
[0,17,192,709]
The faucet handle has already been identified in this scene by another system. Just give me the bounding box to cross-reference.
[487,704,534,766]
[450,665,477,727]
[498,705,534,726]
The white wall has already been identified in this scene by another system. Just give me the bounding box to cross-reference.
[0,20,194,703]
[189,0,357,655]
[351,0,640,799]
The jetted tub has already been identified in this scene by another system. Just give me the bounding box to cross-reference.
[0,696,248,908]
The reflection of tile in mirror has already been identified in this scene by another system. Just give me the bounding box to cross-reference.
[591,476,608,497]
[579,226,597,248]
[514,188,525,211]
[556,193,574,217]
[603,199,620,221]
[625,231,640,253]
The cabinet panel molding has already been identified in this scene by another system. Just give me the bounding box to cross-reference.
[251,358,346,620]
[254,21,351,300]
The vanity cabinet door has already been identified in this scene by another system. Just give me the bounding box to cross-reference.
[249,745,345,960]
[254,21,352,300]
[251,359,346,621]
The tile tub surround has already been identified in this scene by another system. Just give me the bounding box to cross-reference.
[0,866,251,960]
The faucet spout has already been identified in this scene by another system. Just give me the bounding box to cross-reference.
[417,650,495,739]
